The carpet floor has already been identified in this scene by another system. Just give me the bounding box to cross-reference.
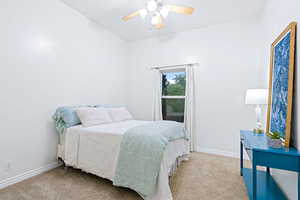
[0,153,248,200]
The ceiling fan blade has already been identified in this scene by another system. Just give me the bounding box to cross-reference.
[167,5,195,15]
[122,10,140,21]
[154,23,165,29]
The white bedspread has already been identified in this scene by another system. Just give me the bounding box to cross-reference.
[57,120,189,200]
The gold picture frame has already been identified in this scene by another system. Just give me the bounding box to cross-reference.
[266,22,297,148]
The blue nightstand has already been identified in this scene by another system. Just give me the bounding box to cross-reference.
[240,130,300,200]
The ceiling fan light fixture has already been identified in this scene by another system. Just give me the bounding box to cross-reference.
[160,6,169,18]
[147,0,158,12]
[151,17,158,25]
[122,0,195,29]
[151,14,161,25]
[139,9,148,19]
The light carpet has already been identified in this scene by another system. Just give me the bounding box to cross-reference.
[0,153,248,200]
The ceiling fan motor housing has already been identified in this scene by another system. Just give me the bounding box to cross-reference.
[146,0,163,13]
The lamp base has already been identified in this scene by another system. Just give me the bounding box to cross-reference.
[253,128,263,134]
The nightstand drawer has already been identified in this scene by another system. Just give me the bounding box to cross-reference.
[254,150,300,171]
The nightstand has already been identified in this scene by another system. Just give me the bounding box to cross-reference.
[240,130,300,200]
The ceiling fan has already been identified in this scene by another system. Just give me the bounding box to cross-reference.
[122,0,195,29]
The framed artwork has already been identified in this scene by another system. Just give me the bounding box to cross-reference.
[266,22,297,147]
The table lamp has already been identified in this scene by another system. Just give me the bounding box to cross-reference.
[245,89,268,133]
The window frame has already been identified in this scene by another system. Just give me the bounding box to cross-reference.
[161,96,186,99]
[161,69,186,122]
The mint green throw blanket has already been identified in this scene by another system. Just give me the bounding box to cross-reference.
[113,121,186,197]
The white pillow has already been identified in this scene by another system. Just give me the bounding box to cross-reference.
[76,107,113,127]
[107,107,133,122]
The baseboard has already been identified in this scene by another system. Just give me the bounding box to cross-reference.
[196,147,249,160]
[0,162,60,190]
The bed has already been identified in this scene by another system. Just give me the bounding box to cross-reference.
[56,112,189,200]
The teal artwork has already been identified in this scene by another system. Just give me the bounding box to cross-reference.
[267,22,297,147]
[270,32,291,138]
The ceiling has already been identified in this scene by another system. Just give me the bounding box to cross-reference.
[62,0,266,41]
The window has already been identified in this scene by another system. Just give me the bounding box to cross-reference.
[161,70,186,122]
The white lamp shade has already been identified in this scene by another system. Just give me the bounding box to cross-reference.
[151,13,162,25]
[245,89,268,105]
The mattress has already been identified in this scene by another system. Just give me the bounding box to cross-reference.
[57,120,189,200]
[58,120,150,167]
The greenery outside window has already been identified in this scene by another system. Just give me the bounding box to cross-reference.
[161,70,186,122]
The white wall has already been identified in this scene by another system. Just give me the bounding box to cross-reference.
[127,18,264,157]
[1,0,298,198]
[260,0,300,199]
[0,0,128,183]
